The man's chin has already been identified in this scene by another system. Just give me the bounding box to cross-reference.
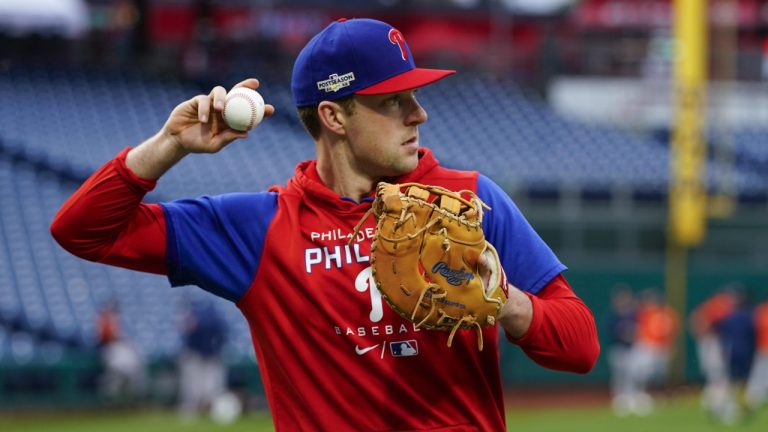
[397,156,419,176]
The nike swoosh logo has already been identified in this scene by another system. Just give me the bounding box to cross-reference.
[355,344,380,355]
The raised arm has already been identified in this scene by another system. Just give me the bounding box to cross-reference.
[51,79,274,272]
[127,78,273,178]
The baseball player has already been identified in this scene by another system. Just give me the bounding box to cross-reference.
[625,289,679,416]
[51,18,599,431]
[689,287,741,422]
[606,285,638,416]
[746,300,768,411]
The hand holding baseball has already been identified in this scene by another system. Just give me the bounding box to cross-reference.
[161,78,275,154]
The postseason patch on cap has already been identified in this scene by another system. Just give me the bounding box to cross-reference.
[317,72,356,93]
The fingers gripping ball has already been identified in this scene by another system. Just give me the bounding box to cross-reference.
[352,182,508,351]
[223,88,265,131]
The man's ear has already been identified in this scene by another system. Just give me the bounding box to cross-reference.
[317,101,348,135]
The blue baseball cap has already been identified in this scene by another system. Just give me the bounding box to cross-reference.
[291,18,456,107]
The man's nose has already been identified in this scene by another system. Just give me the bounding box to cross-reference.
[406,100,428,126]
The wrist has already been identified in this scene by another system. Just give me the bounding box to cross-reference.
[499,285,533,339]
[126,130,190,180]
[156,127,191,159]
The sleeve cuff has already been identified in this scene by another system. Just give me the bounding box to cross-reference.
[505,292,544,345]
[112,147,158,193]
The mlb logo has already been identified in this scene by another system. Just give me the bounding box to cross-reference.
[390,340,418,357]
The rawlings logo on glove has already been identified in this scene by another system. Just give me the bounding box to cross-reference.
[432,262,474,286]
[351,182,508,350]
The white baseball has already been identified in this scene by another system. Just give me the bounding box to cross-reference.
[223,88,265,131]
[210,392,242,424]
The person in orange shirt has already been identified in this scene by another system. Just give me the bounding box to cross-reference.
[746,301,768,411]
[689,286,741,423]
[96,301,120,347]
[625,289,680,415]
[96,301,146,402]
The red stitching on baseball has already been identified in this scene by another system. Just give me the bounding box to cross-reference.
[224,92,258,130]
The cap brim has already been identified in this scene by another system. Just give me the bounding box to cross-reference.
[355,68,456,95]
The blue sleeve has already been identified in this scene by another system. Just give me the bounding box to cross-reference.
[477,175,566,295]
[162,192,278,302]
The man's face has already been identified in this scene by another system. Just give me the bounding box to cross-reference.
[343,90,428,178]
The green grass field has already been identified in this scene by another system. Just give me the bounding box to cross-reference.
[1,396,767,432]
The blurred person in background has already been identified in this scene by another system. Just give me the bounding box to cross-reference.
[606,284,638,416]
[746,300,768,412]
[625,288,680,416]
[96,300,146,404]
[177,299,229,421]
[689,285,740,423]
[714,289,756,423]
[50,18,599,430]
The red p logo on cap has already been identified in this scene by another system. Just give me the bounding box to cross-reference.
[388,28,408,61]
